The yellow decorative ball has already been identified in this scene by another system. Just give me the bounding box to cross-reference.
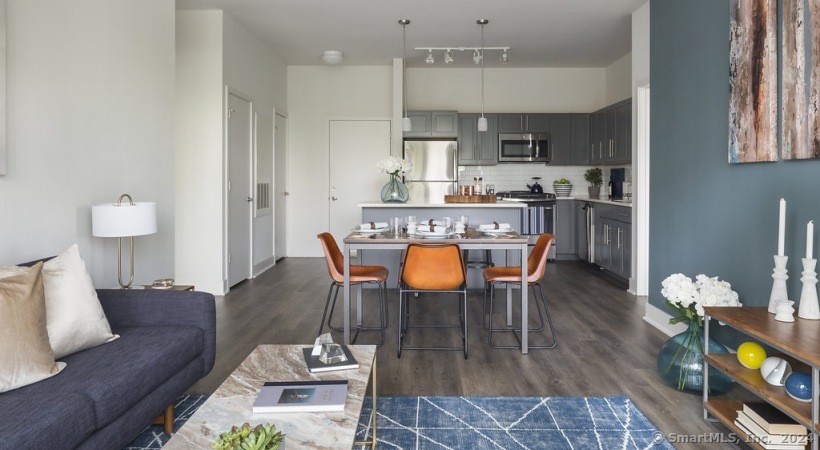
[737,342,767,369]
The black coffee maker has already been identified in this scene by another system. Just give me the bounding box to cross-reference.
[609,168,625,200]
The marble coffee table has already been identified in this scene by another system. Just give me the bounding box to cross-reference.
[164,344,377,449]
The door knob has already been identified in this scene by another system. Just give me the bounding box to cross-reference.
[247,197,253,202]
[331,196,339,201]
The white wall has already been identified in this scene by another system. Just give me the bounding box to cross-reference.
[287,66,393,256]
[175,11,224,294]
[1,0,175,287]
[223,13,287,274]
[176,11,287,293]
[605,53,633,105]
[633,2,650,296]
[407,67,606,112]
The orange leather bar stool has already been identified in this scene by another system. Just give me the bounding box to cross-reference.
[397,243,468,359]
[483,233,557,349]
[317,232,389,347]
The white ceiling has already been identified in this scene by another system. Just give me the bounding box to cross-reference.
[175,0,648,69]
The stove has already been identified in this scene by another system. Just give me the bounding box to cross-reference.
[496,191,556,201]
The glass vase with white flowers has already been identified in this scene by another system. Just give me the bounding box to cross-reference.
[376,156,413,203]
[657,273,741,393]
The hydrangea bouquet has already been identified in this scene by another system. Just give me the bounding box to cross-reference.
[376,156,412,176]
[659,273,741,391]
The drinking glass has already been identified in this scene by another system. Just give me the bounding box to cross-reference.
[442,217,453,230]
[390,217,402,235]
[458,215,469,229]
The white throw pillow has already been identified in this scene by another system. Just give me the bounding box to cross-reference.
[41,244,119,358]
[0,263,66,393]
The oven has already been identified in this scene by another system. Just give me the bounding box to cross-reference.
[496,191,557,259]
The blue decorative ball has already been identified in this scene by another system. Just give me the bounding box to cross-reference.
[784,372,812,402]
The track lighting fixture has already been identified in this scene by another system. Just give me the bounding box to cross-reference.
[414,46,510,65]
[444,49,454,64]
[425,49,435,64]
[473,49,482,65]
[500,49,509,64]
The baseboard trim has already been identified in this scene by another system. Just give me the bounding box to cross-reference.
[643,302,687,337]
[253,258,275,277]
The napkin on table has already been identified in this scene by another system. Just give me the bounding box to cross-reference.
[478,222,512,231]
[358,222,388,230]
[416,225,450,233]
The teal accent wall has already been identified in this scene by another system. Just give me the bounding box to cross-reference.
[650,0,820,327]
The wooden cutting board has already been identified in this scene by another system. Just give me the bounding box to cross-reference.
[444,195,497,203]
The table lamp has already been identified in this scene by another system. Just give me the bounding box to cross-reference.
[92,194,157,288]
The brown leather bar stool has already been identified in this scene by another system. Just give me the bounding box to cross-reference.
[316,232,388,347]
[483,233,557,349]
[398,243,468,359]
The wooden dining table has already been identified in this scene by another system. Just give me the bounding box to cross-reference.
[342,229,533,353]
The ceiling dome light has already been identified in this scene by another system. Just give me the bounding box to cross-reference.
[444,49,454,64]
[425,49,435,64]
[322,50,343,65]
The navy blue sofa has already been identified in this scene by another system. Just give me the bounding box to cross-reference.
[0,288,216,450]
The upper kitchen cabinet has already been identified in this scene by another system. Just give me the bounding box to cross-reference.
[589,98,631,165]
[544,113,589,166]
[404,111,459,138]
[497,114,550,133]
[458,113,497,166]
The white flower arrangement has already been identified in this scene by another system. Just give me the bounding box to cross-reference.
[661,273,741,325]
[376,156,413,176]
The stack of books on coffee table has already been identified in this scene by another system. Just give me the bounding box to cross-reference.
[734,403,808,449]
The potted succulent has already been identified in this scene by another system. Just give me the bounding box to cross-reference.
[584,168,603,199]
[553,178,573,197]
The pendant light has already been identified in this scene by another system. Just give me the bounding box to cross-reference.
[400,20,412,132]
[477,19,488,132]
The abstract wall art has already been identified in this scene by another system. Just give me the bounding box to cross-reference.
[728,0,778,163]
[782,0,820,160]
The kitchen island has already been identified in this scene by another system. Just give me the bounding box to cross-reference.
[359,201,526,288]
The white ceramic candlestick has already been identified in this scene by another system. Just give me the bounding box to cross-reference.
[768,255,789,314]
[798,258,820,320]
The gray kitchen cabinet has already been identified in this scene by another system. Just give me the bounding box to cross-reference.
[615,99,632,164]
[555,200,575,259]
[458,113,497,166]
[403,110,458,138]
[570,114,590,165]
[588,98,631,165]
[497,113,550,133]
[548,114,571,165]
[575,201,589,261]
[590,110,605,163]
[604,106,617,161]
[595,204,632,280]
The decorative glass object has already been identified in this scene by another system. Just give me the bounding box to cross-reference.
[319,343,347,364]
[380,173,409,203]
[657,321,733,394]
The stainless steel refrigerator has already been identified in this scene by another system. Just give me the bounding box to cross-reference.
[403,139,457,204]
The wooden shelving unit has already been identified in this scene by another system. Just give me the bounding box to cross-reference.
[704,307,819,449]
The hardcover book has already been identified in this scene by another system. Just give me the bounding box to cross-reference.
[742,403,808,436]
[252,380,347,413]
[302,346,359,373]
[734,411,807,447]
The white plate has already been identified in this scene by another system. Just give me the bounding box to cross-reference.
[416,230,455,239]
[352,227,388,235]
[481,228,513,235]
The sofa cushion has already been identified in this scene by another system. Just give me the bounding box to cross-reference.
[0,392,95,450]
[12,325,203,429]
[0,263,66,393]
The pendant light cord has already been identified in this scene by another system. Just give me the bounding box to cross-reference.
[402,20,409,120]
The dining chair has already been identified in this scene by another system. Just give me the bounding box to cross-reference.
[316,232,388,347]
[397,243,468,359]
[482,233,557,349]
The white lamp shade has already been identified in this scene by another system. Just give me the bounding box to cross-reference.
[402,116,412,132]
[477,116,488,132]
[92,202,157,237]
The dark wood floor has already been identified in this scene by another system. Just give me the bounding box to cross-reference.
[188,257,743,449]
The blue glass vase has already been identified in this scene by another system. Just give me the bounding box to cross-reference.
[657,321,733,394]
[380,173,409,203]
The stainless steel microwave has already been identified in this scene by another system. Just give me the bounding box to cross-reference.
[498,133,550,163]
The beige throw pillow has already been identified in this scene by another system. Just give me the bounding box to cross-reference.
[0,263,66,393]
[41,244,119,358]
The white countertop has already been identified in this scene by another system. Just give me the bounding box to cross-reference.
[358,201,526,208]
[555,196,633,207]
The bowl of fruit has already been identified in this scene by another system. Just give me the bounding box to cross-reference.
[553,178,573,197]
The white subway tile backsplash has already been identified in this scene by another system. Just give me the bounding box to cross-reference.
[457,164,631,195]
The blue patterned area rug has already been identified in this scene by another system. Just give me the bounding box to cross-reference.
[126,395,673,449]
[355,396,674,450]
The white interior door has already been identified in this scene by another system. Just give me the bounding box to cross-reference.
[227,92,252,287]
[328,120,391,243]
[274,113,288,261]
